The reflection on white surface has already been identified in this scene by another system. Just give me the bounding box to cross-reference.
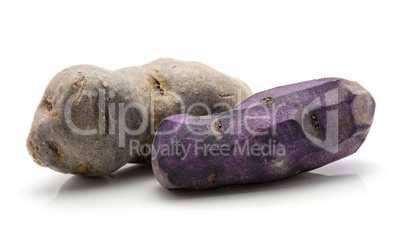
[43,159,370,216]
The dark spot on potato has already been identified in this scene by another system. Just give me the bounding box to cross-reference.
[152,76,164,95]
[311,114,320,131]
[44,99,53,111]
[48,142,64,166]
[207,174,216,184]
[213,120,223,133]
[30,140,39,151]
[211,119,223,140]
[104,102,110,134]
[262,97,274,105]
[42,98,59,118]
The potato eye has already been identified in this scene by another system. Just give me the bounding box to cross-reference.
[44,99,53,111]
[262,97,274,105]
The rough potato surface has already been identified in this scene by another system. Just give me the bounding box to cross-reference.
[152,78,375,190]
[27,58,252,176]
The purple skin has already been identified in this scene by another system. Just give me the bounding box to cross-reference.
[152,78,376,190]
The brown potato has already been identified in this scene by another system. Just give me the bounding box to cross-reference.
[26,58,252,176]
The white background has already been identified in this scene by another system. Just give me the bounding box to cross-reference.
[0,1,400,242]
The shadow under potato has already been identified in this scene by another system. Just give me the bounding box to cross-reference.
[56,159,370,198]
[58,164,154,193]
[41,160,369,214]
[159,158,371,199]
[156,172,361,200]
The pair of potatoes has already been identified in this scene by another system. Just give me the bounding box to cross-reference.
[27,59,375,190]
[27,58,252,176]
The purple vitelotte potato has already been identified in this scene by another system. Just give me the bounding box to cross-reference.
[26,58,251,176]
[152,78,376,190]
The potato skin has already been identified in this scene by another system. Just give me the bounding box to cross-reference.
[26,58,252,176]
[152,78,376,190]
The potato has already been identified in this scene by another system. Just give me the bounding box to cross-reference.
[152,78,376,190]
[26,58,252,176]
